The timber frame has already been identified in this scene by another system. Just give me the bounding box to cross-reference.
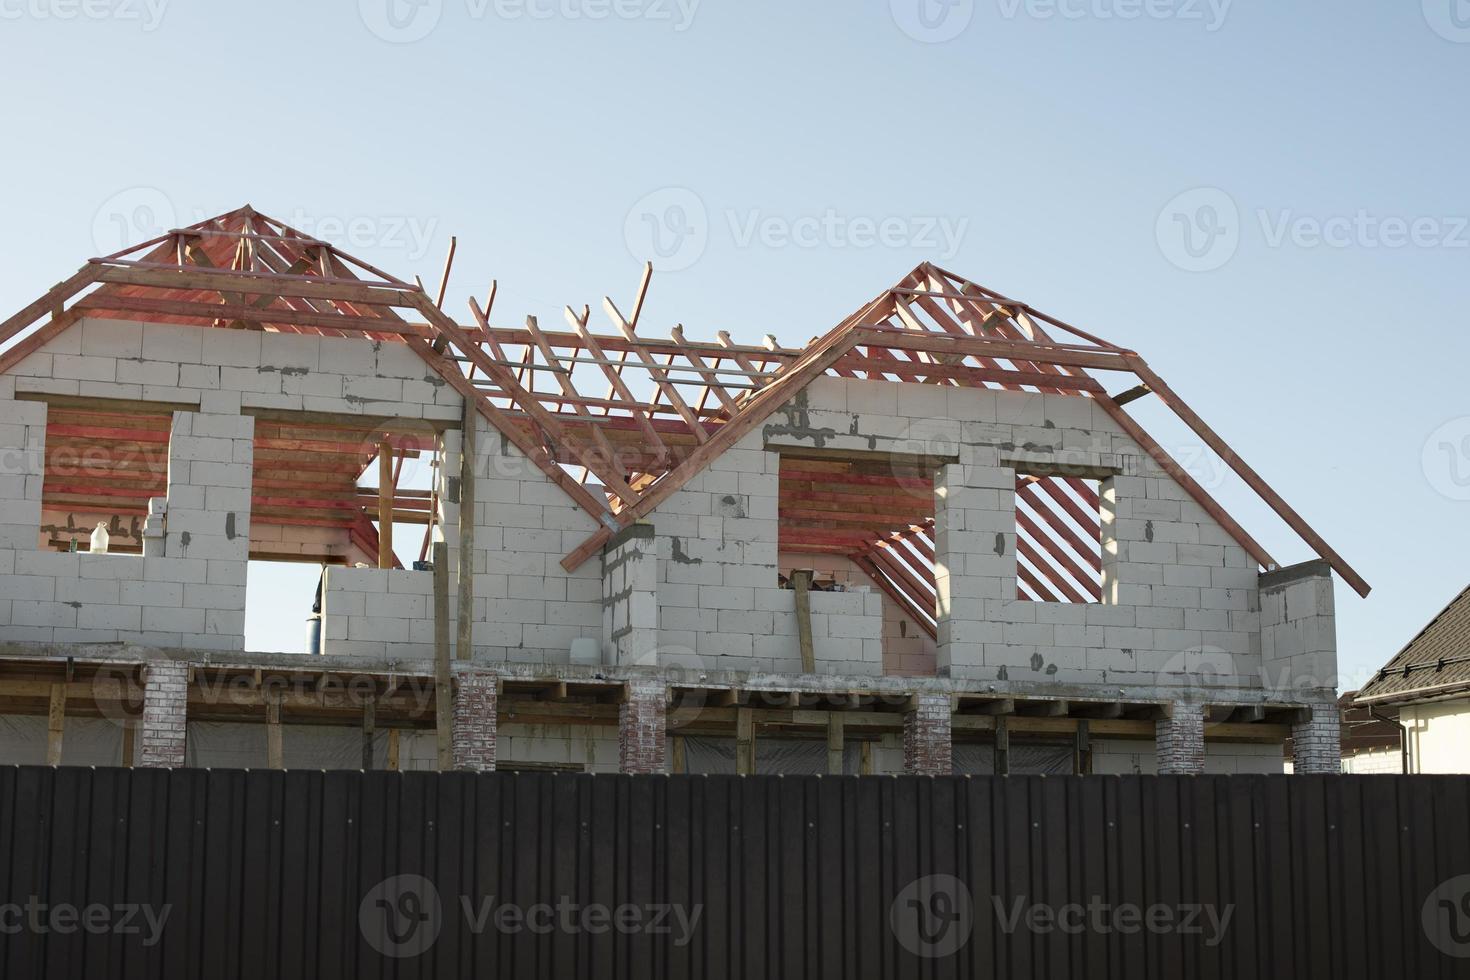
[0,648,1301,772]
[0,205,1369,603]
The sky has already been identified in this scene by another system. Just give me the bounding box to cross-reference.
[0,0,1467,684]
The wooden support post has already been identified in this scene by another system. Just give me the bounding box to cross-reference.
[827,713,845,775]
[1074,720,1092,775]
[792,569,816,673]
[995,716,1010,776]
[433,540,452,771]
[859,741,874,776]
[266,695,283,770]
[378,440,394,568]
[121,723,135,767]
[457,396,476,660]
[46,683,65,766]
[671,735,687,775]
[361,698,376,770]
[386,728,401,772]
[735,707,755,775]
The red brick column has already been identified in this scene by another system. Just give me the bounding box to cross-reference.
[903,693,952,775]
[619,680,666,774]
[452,669,498,772]
[137,661,188,768]
[1156,702,1205,774]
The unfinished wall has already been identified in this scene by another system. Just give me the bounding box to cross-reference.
[778,552,937,676]
[467,423,604,663]
[760,377,1271,692]
[321,566,450,658]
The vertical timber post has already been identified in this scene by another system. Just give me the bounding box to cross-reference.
[433,540,452,770]
[46,683,65,766]
[266,694,283,770]
[826,713,844,775]
[792,569,816,673]
[378,439,394,569]
[457,398,476,660]
[361,697,376,770]
[735,707,755,775]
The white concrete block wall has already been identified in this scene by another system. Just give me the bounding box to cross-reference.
[469,425,604,663]
[602,523,658,666]
[0,384,45,551]
[0,320,1328,719]
[321,566,455,658]
[652,430,852,672]
[758,377,1276,692]
[779,552,937,676]
[1259,560,1337,695]
[9,319,460,421]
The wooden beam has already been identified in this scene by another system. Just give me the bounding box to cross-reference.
[564,305,669,466]
[559,322,864,570]
[0,265,98,348]
[386,728,401,771]
[671,734,687,774]
[1127,356,1369,597]
[266,695,283,769]
[457,395,476,660]
[827,713,844,775]
[459,296,640,504]
[362,698,376,770]
[995,716,1010,775]
[401,334,614,527]
[735,707,754,775]
[377,441,393,568]
[46,683,65,766]
[791,569,816,673]
[433,540,452,771]
[603,297,708,442]
[1074,720,1093,774]
[1090,391,1278,573]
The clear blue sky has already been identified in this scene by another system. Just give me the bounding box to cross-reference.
[1,1,1467,684]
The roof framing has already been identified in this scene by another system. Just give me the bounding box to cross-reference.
[0,205,1369,597]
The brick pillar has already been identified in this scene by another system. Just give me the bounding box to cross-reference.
[137,661,188,768]
[903,693,952,775]
[619,680,666,774]
[1156,702,1205,774]
[1291,699,1341,774]
[452,669,497,772]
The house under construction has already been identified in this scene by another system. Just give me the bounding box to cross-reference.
[0,206,1366,776]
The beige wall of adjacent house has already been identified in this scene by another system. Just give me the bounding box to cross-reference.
[1399,700,1470,774]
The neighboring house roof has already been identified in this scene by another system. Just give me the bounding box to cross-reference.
[0,204,1369,599]
[1357,584,1470,706]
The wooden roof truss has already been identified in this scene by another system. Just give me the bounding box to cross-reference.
[0,206,1369,598]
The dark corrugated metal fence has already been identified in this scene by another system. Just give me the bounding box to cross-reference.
[2,767,1469,979]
